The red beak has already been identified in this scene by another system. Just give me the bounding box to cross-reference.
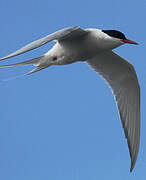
[121,39,139,45]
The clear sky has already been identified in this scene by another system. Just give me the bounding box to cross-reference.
[0,0,146,179]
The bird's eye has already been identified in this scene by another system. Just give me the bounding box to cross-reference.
[53,57,57,61]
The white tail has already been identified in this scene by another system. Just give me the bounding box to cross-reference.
[0,55,51,81]
[0,56,44,67]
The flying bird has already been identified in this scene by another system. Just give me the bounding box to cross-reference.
[0,26,140,172]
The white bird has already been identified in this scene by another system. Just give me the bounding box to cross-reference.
[0,26,140,172]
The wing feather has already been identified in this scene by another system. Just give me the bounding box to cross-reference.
[86,50,140,172]
[0,26,87,61]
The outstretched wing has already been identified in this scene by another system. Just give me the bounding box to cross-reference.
[0,26,88,61]
[86,50,140,172]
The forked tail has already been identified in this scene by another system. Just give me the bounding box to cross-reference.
[0,56,44,67]
[0,55,50,81]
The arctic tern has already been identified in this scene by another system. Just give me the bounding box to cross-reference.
[0,26,140,172]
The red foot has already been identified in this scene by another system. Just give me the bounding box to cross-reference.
[53,57,57,61]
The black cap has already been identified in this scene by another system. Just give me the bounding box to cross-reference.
[102,30,127,40]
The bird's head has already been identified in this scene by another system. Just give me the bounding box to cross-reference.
[102,30,138,46]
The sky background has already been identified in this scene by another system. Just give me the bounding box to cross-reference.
[0,0,146,180]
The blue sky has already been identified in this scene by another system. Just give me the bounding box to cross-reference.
[0,0,146,179]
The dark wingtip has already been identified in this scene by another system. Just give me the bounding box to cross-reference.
[130,159,136,172]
